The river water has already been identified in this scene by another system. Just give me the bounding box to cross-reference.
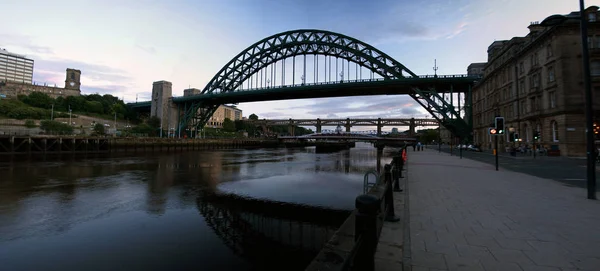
[0,142,396,271]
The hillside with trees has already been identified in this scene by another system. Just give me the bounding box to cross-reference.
[0,91,140,122]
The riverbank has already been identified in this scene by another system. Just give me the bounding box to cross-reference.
[0,135,361,156]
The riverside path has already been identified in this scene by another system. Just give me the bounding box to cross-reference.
[403,149,600,271]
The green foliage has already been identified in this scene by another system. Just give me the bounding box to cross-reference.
[39,120,73,135]
[93,123,105,135]
[147,116,161,129]
[22,91,53,109]
[131,123,154,135]
[249,113,259,120]
[1,91,140,123]
[24,119,36,128]
[223,118,236,132]
[85,101,104,114]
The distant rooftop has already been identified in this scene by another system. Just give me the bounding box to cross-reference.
[0,48,33,60]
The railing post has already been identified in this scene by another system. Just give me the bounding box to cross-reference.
[393,155,404,192]
[384,164,400,222]
[354,194,380,271]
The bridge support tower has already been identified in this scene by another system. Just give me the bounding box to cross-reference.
[150,81,178,137]
[377,118,382,136]
[288,119,295,136]
[345,118,351,133]
[316,118,322,133]
[409,118,416,136]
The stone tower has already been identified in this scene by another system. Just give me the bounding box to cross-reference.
[64,68,81,91]
[150,81,177,133]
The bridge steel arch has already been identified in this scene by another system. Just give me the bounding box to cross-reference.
[180,29,473,141]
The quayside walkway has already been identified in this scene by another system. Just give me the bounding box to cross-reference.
[404,149,600,271]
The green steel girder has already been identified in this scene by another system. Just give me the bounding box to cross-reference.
[410,87,472,141]
[202,29,418,95]
[177,29,475,139]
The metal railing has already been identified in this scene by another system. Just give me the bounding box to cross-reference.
[306,147,407,271]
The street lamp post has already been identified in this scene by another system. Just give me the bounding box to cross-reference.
[541,1,596,199]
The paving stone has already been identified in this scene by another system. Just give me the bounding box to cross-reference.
[479,259,523,271]
[464,234,500,249]
[444,255,486,271]
[566,255,600,270]
[488,247,535,266]
[425,241,459,256]
[374,257,403,271]
[494,236,536,251]
[522,250,576,269]
[411,251,448,270]
[517,264,561,271]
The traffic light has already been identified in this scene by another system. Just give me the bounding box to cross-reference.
[494,117,505,134]
[533,131,540,140]
[514,133,519,142]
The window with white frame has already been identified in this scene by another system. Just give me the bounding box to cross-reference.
[548,67,555,82]
[591,60,600,76]
[549,91,556,108]
[551,121,559,142]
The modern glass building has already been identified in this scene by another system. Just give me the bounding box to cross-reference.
[0,48,34,83]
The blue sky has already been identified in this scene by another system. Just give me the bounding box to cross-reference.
[0,0,594,129]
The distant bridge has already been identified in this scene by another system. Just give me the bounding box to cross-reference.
[245,117,438,136]
[278,133,417,142]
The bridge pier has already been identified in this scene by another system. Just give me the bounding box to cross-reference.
[316,118,322,133]
[288,119,295,136]
[345,118,351,133]
[409,118,416,136]
[377,118,382,136]
[150,81,179,137]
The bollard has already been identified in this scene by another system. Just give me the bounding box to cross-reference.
[393,156,404,192]
[384,165,400,222]
[354,194,380,271]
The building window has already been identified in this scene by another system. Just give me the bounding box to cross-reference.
[548,67,555,82]
[591,60,600,76]
[546,44,553,57]
[549,91,556,108]
[551,121,559,142]
[519,61,525,74]
[589,12,597,22]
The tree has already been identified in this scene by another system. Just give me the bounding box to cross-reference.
[85,101,104,114]
[40,120,73,135]
[24,119,36,128]
[23,92,54,109]
[223,118,236,132]
[93,123,105,135]
[249,113,259,120]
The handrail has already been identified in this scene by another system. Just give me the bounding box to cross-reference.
[363,170,380,194]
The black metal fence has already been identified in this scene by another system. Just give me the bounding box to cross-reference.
[305,147,407,271]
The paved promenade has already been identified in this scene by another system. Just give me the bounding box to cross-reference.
[405,149,600,271]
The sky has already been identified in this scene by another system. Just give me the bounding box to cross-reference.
[1,0,596,130]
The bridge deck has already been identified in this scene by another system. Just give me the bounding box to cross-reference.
[170,76,476,104]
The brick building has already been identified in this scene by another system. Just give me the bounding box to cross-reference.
[0,68,81,99]
[472,6,600,156]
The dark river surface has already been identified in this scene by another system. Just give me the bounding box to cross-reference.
[0,142,397,271]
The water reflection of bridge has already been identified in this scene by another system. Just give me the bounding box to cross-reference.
[197,193,349,270]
